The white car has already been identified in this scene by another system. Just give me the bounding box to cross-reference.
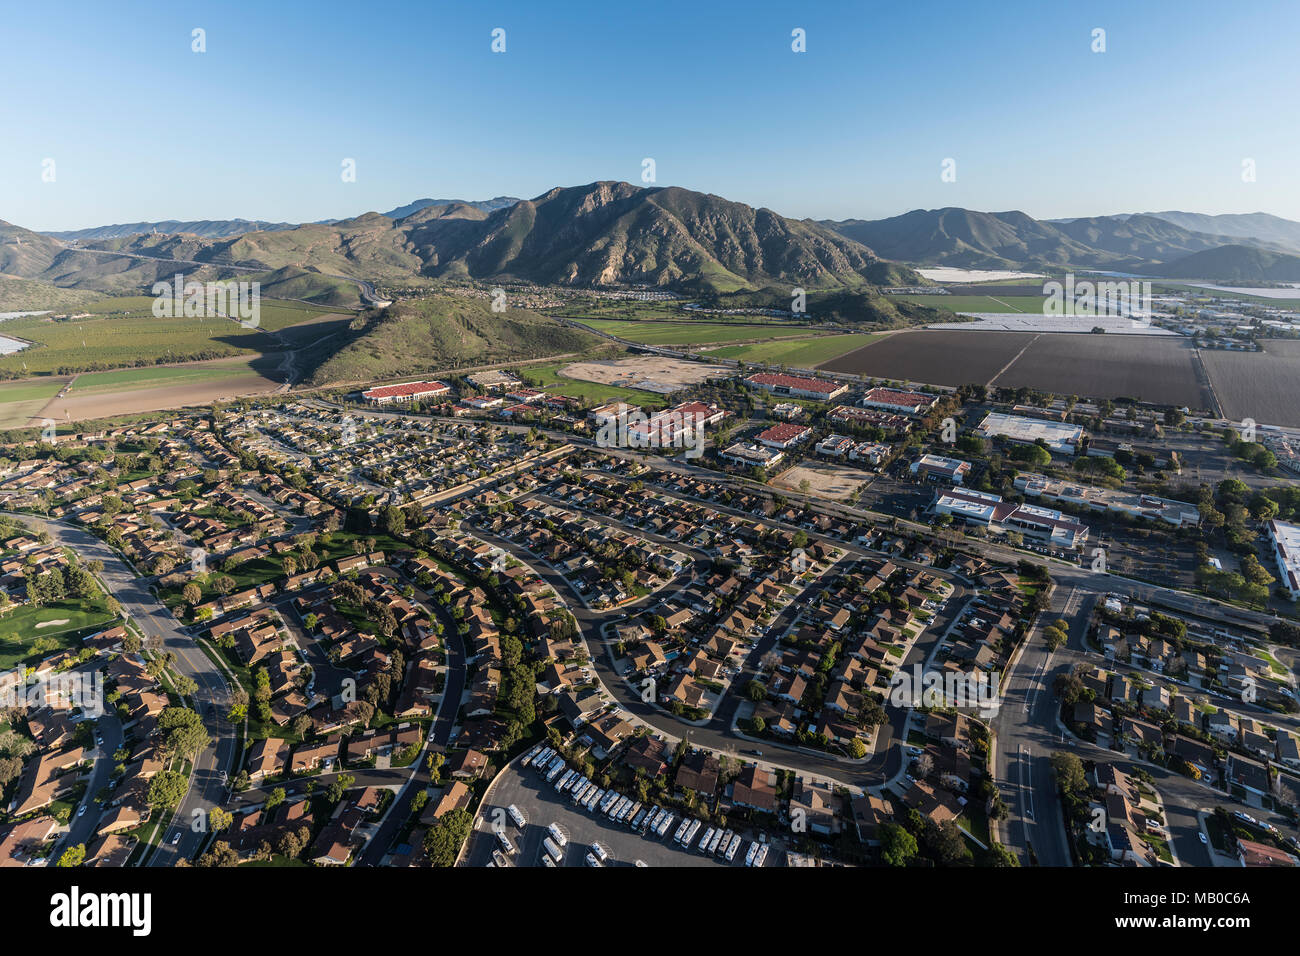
[76,805,87,817]
[1198,833,1208,845]
[170,832,182,845]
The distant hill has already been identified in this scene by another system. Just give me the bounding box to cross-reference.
[1144,244,1300,282]
[0,275,101,312]
[1141,211,1300,253]
[821,207,1285,273]
[823,208,1101,270]
[47,219,304,241]
[306,295,601,384]
[381,197,521,219]
[696,285,939,327]
[47,182,903,294]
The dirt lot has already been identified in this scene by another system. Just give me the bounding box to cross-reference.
[559,356,730,393]
[1202,340,1300,428]
[819,330,1036,386]
[35,368,282,424]
[820,329,1208,407]
[989,333,1207,407]
[770,462,874,500]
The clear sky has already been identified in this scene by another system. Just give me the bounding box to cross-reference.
[5,0,1298,231]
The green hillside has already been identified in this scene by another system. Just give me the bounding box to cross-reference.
[307,296,603,385]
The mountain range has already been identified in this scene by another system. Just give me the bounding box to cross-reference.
[7,187,1300,314]
[2,183,912,306]
[820,208,1300,280]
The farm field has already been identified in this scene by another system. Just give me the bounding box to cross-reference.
[78,295,351,333]
[66,358,268,394]
[0,296,350,376]
[705,333,885,367]
[45,361,283,424]
[819,330,1036,386]
[893,294,1049,314]
[819,329,1209,407]
[1202,340,1300,427]
[0,378,69,429]
[987,333,1207,407]
[570,318,817,346]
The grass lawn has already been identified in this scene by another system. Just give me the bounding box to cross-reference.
[1141,831,1174,863]
[958,807,991,847]
[705,333,885,368]
[515,362,670,408]
[0,600,117,669]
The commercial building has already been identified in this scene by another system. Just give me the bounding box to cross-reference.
[933,487,1090,550]
[815,434,855,458]
[744,373,848,402]
[861,387,937,416]
[828,405,911,433]
[1268,519,1300,600]
[911,454,970,485]
[1012,473,1200,527]
[975,412,1083,455]
[851,442,891,466]
[720,442,785,469]
[757,423,813,449]
[360,380,451,405]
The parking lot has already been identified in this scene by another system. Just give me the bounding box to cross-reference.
[464,761,776,868]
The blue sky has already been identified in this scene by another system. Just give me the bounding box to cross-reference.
[5,0,1298,231]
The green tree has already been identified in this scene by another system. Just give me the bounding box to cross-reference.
[880,823,918,867]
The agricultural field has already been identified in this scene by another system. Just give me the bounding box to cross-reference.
[0,378,69,429]
[67,358,268,395]
[570,318,816,346]
[893,294,1049,314]
[0,296,351,376]
[1202,339,1300,427]
[819,330,1036,386]
[47,358,283,424]
[988,334,1208,407]
[819,329,1210,407]
[704,333,885,367]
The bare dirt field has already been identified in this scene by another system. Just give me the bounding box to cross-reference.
[820,329,1208,408]
[770,462,874,500]
[559,356,731,392]
[819,330,1036,386]
[1202,340,1300,427]
[35,366,282,425]
[989,334,1207,408]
